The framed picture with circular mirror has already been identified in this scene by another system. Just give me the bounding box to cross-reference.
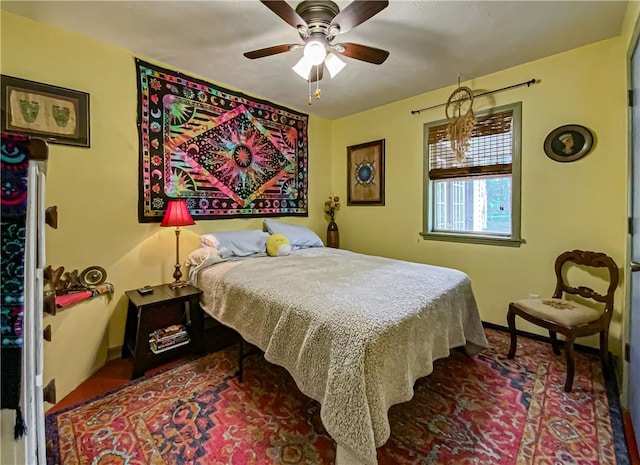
[347,139,385,206]
[543,124,594,162]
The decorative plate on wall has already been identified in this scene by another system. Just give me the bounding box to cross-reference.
[543,124,594,162]
[79,266,107,287]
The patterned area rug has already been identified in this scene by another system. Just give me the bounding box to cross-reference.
[46,328,629,464]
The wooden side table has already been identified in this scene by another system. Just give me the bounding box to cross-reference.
[122,284,204,379]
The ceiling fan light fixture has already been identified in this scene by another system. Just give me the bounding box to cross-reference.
[292,56,313,80]
[248,0,391,104]
[303,39,327,66]
[325,52,346,78]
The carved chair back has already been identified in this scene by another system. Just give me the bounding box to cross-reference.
[552,250,619,325]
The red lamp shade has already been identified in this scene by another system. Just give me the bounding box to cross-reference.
[160,199,195,289]
[161,199,195,227]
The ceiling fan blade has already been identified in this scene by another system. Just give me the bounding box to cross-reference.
[260,1,307,29]
[336,42,389,65]
[244,44,298,59]
[310,64,324,82]
[330,1,389,34]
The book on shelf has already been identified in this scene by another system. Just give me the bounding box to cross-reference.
[150,333,189,348]
[149,338,190,354]
[149,323,190,354]
[150,324,186,340]
[151,329,189,345]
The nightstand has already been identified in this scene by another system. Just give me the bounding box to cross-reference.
[122,284,204,379]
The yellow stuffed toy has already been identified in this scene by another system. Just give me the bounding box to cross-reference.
[267,233,291,257]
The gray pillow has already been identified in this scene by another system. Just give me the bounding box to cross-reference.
[200,230,269,258]
[263,219,324,249]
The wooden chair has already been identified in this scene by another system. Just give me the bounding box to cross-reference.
[507,250,619,392]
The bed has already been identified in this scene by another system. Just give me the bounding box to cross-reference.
[188,246,488,465]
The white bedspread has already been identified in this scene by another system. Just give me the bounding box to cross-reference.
[193,247,488,465]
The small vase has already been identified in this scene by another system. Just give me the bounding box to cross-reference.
[327,220,339,249]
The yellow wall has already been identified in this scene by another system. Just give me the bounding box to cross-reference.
[0,4,635,427]
[0,11,332,405]
[622,0,640,45]
[330,38,628,349]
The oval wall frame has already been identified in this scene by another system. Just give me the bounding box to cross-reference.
[543,124,594,162]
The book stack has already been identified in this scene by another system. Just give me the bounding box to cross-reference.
[149,324,190,354]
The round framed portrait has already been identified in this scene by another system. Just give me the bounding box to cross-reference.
[79,266,107,287]
[543,124,594,162]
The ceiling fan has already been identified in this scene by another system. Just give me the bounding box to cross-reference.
[244,1,390,83]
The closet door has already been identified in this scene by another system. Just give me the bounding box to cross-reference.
[628,28,640,455]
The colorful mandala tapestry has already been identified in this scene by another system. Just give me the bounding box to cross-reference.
[136,59,309,222]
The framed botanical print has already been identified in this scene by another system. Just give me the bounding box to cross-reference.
[347,139,385,206]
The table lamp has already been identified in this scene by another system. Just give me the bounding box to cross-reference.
[160,199,195,289]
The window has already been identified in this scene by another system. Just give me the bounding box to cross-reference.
[422,102,523,246]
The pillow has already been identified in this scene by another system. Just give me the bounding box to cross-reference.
[200,234,220,249]
[200,230,269,258]
[266,233,291,257]
[185,246,220,267]
[263,219,324,249]
[184,247,227,288]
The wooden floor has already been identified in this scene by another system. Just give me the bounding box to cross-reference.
[48,321,240,414]
[47,356,186,414]
[48,346,640,464]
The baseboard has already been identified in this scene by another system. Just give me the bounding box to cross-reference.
[106,345,122,362]
[482,321,603,356]
[107,323,605,362]
[483,321,624,389]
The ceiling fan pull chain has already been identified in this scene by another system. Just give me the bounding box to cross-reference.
[315,67,321,100]
[308,77,312,105]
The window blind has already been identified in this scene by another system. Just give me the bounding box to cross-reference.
[428,110,513,180]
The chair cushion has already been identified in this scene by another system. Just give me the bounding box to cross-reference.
[510,298,602,327]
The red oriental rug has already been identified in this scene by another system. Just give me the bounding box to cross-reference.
[46,327,630,464]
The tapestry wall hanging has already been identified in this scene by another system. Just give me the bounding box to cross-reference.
[136,59,309,222]
[1,133,29,437]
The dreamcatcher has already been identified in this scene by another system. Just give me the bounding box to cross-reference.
[445,85,476,163]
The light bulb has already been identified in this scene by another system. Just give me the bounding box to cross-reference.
[303,39,327,66]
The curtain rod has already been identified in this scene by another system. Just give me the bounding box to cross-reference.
[410,78,538,115]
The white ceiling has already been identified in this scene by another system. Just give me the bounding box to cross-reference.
[2,0,628,120]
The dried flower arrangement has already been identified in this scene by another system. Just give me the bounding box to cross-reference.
[323,195,340,222]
